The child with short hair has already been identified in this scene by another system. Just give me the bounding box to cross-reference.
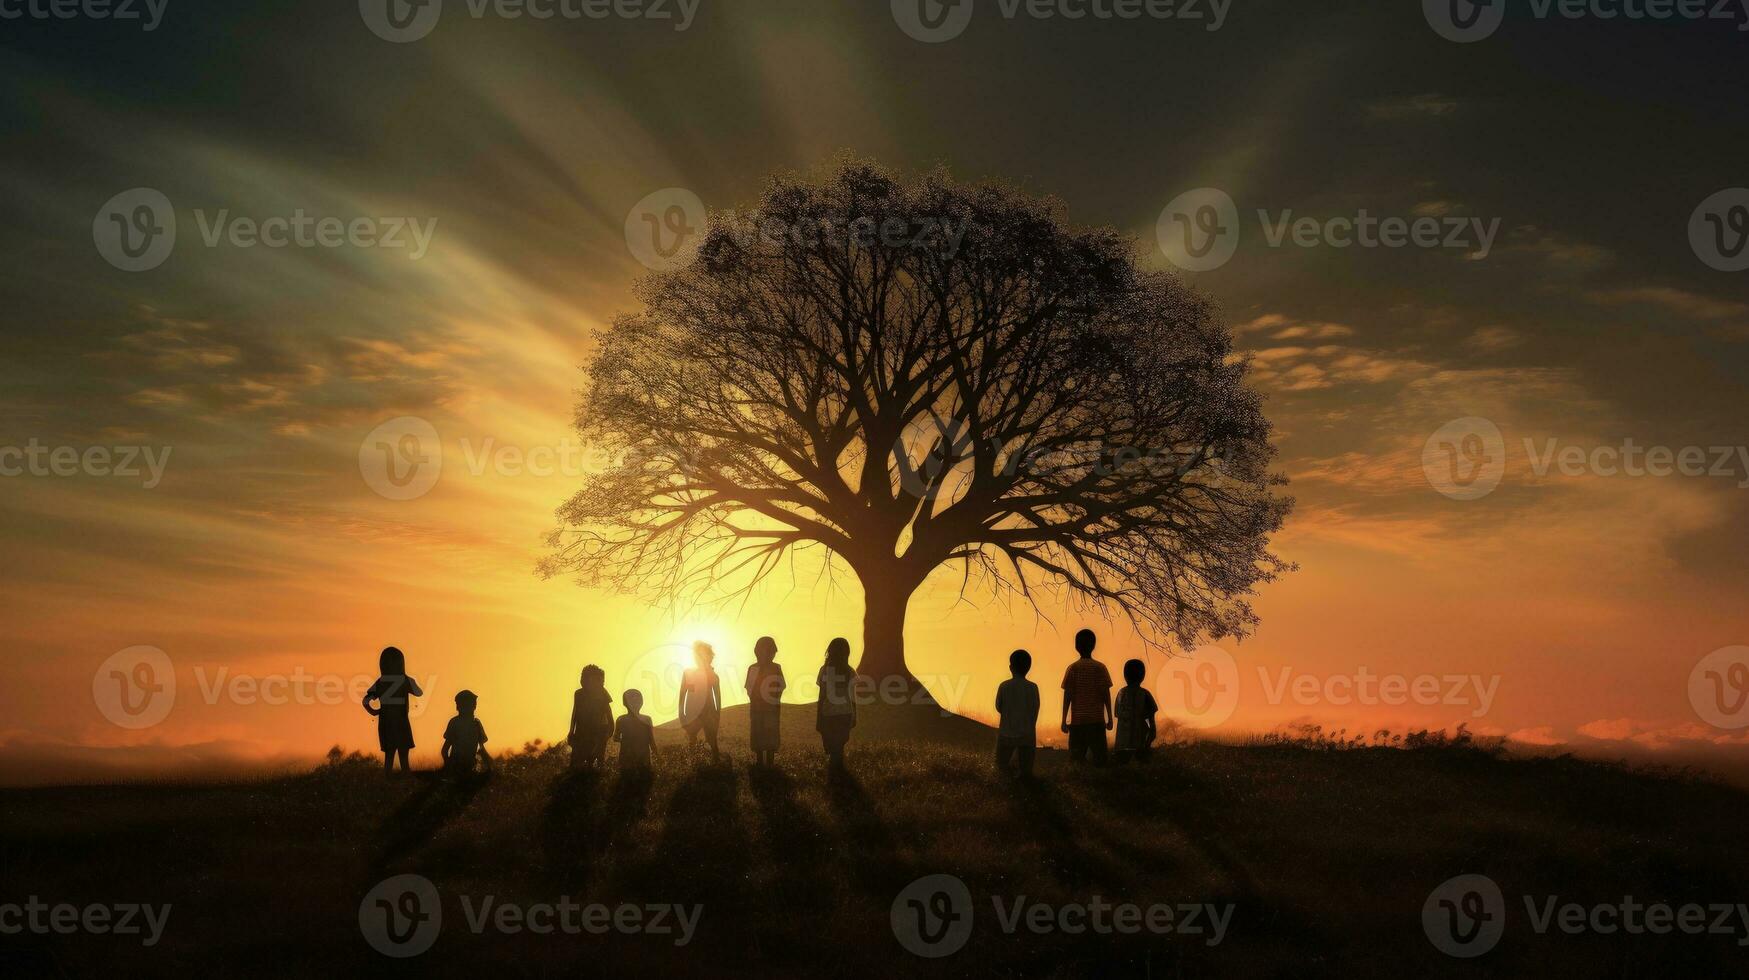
[441,690,492,777]
[615,689,658,774]
[995,649,1041,779]
[569,665,614,770]
[1113,659,1159,764]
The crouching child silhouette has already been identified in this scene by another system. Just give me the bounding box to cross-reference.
[995,649,1040,779]
[441,690,492,778]
[569,665,614,770]
[615,689,658,776]
[1113,659,1159,764]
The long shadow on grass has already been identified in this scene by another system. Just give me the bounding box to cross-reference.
[748,766,829,905]
[373,772,486,870]
[824,768,911,896]
[616,765,746,914]
[1003,776,1135,892]
[539,769,609,890]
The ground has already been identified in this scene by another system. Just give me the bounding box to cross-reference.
[2,704,1747,977]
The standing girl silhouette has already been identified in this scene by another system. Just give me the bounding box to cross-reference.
[362,646,423,774]
[815,637,857,774]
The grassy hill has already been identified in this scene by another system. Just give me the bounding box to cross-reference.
[3,705,1747,977]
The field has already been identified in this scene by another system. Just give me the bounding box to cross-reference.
[2,704,1747,977]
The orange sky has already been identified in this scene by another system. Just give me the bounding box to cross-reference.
[4,2,1748,783]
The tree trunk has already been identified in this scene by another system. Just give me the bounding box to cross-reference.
[855,571,917,687]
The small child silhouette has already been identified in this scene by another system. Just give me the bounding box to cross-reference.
[569,665,614,770]
[440,690,491,777]
[362,646,423,774]
[995,649,1040,779]
[1113,659,1159,764]
[615,689,658,774]
[745,636,786,767]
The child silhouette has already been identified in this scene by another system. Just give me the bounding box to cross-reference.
[569,665,614,770]
[678,641,722,763]
[745,636,786,767]
[1060,628,1113,766]
[815,637,857,774]
[995,649,1040,779]
[440,689,491,777]
[1113,659,1159,764]
[362,646,423,774]
[615,689,658,774]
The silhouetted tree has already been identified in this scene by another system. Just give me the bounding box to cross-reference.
[542,162,1291,688]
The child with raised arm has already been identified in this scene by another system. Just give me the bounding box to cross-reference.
[569,665,614,770]
[995,649,1040,779]
[440,689,491,777]
[1113,659,1159,765]
[615,689,658,774]
[745,636,786,767]
[362,646,423,775]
